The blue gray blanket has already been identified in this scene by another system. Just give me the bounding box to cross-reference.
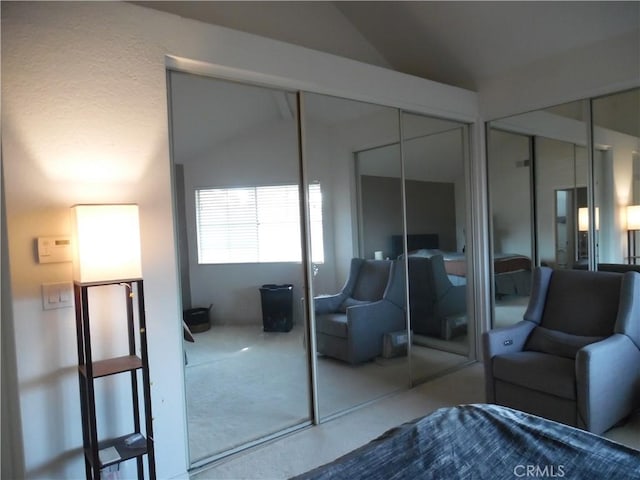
[292,404,639,479]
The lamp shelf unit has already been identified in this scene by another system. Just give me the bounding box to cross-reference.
[87,432,149,470]
[75,278,156,480]
[79,355,143,378]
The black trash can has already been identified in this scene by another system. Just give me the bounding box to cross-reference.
[259,284,293,332]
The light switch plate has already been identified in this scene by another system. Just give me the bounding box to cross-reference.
[42,282,73,310]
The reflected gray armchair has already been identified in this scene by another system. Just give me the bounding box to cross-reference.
[408,255,467,339]
[314,258,406,364]
[483,266,640,434]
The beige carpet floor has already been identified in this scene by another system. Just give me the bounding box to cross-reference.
[494,294,530,327]
[191,361,640,480]
[189,302,640,479]
[184,324,468,463]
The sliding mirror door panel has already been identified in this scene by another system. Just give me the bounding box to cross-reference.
[169,72,311,463]
[488,100,590,328]
[399,112,472,382]
[592,88,640,268]
[536,139,588,268]
[302,92,409,419]
[487,129,534,327]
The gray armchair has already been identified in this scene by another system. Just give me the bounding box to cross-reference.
[314,258,406,364]
[408,255,467,339]
[483,266,640,434]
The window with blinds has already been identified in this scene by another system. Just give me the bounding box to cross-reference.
[195,183,324,264]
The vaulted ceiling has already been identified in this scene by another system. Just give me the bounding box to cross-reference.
[138,1,639,91]
[156,0,638,158]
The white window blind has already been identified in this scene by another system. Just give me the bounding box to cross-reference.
[196,184,324,264]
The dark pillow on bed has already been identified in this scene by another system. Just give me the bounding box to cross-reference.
[339,297,370,313]
[525,326,604,359]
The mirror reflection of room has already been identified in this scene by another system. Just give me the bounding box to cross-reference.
[170,76,483,463]
[592,88,640,268]
[487,100,588,328]
[488,88,640,330]
[303,92,474,419]
[354,111,473,380]
[487,128,534,330]
[303,92,411,419]
[400,113,472,377]
[169,72,311,463]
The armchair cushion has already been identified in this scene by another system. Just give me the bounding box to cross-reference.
[525,326,605,359]
[316,313,348,338]
[351,261,390,300]
[541,270,622,336]
[493,351,576,400]
[338,297,371,313]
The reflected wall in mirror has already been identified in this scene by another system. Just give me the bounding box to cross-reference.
[536,136,588,269]
[592,88,640,267]
[169,72,311,463]
[399,112,472,381]
[303,92,410,419]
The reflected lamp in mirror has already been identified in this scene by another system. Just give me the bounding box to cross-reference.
[71,204,142,284]
[626,205,640,265]
[626,205,640,231]
[578,207,599,232]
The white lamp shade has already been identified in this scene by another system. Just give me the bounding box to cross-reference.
[627,205,640,231]
[578,207,599,232]
[72,204,142,284]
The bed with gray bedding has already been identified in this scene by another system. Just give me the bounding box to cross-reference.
[291,404,639,480]
[409,248,532,297]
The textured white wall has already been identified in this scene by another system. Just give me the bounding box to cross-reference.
[2,2,478,478]
[1,3,188,479]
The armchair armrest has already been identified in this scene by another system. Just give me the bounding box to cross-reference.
[576,334,640,434]
[314,293,345,314]
[482,320,536,403]
[345,300,406,363]
[482,320,536,359]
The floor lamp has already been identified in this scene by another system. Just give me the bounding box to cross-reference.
[72,204,156,480]
[627,205,640,265]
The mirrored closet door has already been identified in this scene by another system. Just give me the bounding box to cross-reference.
[399,112,473,382]
[592,88,640,268]
[168,72,311,464]
[168,73,481,463]
[302,92,410,419]
[485,95,639,329]
[532,101,589,271]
